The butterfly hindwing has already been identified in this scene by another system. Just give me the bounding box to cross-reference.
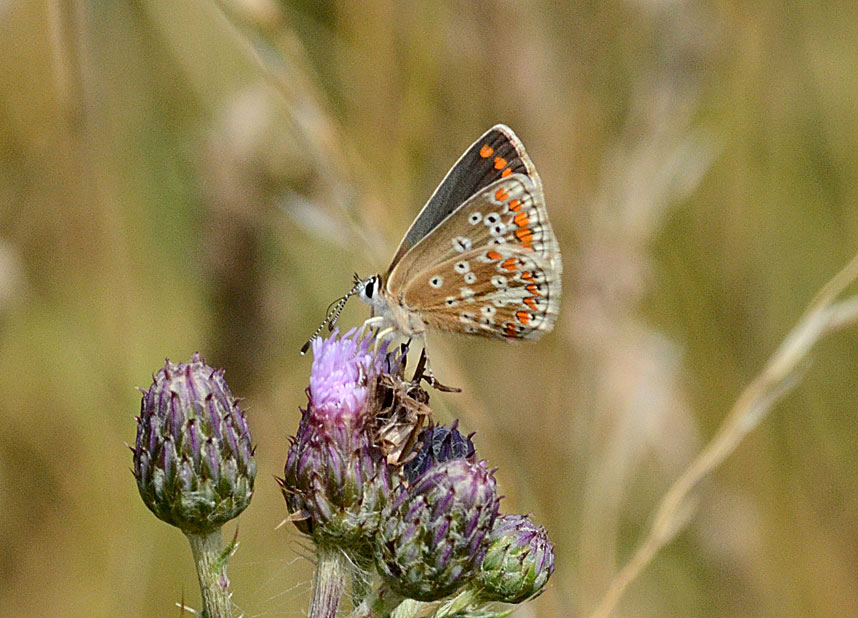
[388,125,542,269]
[399,244,561,340]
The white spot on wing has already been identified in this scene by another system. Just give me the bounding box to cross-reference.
[452,236,472,252]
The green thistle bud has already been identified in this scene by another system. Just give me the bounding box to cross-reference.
[376,458,499,602]
[132,354,256,534]
[476,514,555,603]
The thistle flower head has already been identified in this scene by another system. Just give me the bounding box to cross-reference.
[280,330,393,547]
[376,458,499,601]
[476,514,555,603]
[308,328,387,419]
[132,354,256,534]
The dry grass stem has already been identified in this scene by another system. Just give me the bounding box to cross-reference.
[589,251,858,618]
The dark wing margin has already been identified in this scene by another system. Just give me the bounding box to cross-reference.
[388,124,541,271]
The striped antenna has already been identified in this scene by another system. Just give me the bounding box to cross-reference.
[300,274,364,355]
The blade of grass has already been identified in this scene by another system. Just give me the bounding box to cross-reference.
[590,251,858,618]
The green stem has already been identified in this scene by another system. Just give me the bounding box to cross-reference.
[310,545,348,618]
[185,528,233,618]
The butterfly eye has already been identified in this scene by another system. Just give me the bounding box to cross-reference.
[365,277,375,298]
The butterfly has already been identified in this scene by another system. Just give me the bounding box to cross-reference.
[301,125,562,353]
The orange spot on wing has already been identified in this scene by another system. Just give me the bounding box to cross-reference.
[526,283,541,296]
[502,257,519,270]
[514,212,530,227]
[524,296,538,310]
[495,187,510,202]
[504,324,518,338]
[516,311,532,325]
[508,199,521,211]
[487,250,502,261]
[521,271,535,281]
[493,156,507,170]
[480,144,494,158]
[515,228,533,244]
[501,168,512,177]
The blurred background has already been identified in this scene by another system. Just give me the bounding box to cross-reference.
[3,1,858,616]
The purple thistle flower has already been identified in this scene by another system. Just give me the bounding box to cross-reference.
[308,328,387,418]
[280,330,393,548]
[132,354,256,534]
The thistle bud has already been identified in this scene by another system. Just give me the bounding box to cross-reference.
[376,458,499,601]
[403,422,476,483]
[132,354,255,534]
[476,514,555,603]
[279,330,393,548]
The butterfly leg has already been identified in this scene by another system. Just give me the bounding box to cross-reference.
[359,315,386,338]
[411,347,461,393]
[375,326,397,343]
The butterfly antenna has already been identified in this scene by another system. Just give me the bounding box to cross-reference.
[299,274,364,355]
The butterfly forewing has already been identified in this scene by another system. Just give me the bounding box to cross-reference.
[388,125,543,269]
[399,245,561,340]
[386,173,561,293]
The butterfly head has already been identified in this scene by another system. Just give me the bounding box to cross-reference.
[356,273,384,309]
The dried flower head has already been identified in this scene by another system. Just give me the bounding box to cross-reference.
[368,347,433,467]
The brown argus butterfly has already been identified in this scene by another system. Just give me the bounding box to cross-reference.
[302,125,561,353]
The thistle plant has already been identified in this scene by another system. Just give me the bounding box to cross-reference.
[278,330,555,618]
[278,330,397,617]
[132,353,255,618]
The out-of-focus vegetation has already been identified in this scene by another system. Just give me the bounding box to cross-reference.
[3,1,858,616]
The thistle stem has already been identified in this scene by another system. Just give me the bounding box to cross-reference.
[310,545,348,618]
[185,529,233,618]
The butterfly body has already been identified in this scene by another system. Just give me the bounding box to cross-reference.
[301,125,561,354]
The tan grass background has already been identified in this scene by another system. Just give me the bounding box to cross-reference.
[3,1,858,616]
